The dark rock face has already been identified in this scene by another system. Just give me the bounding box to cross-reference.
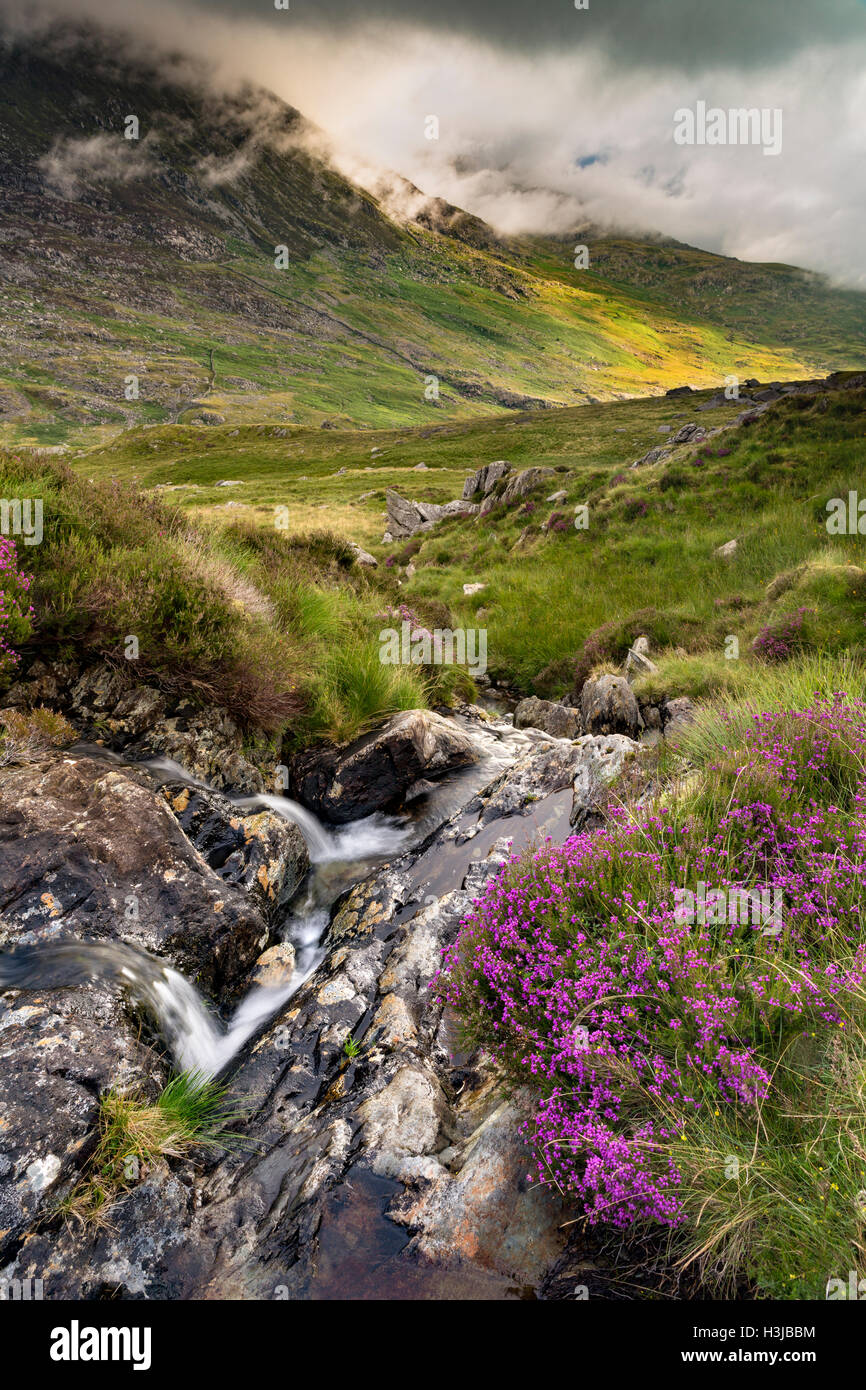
[161,784,310,918]
[290,709,477,823]
[0,755,271,995]
[661,696,697,733]
[513,696,582,740]
[580,674,643,739]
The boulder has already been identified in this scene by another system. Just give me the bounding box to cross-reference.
[661,696,696,733]
[290,710,477,823]
[580,674,643,738]
[348,542,377,567]
[500,467,556,506]
[462,460,510,499]
[624,636,659,681]
[384,490,477,540]
[513,696,582,740]
[0,755,272,995]
[570,733,643,827]
[670,422,706,445]
[162,784,310,917]
[714,538,739,560]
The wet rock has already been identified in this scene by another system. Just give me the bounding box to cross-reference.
[162,784,309,917]
[290,709,477,824]
[0,755,271,995]
[514,696,582,739]
[0,973,160,1263]
[581,673,643,738]
[475,738,587,823]
[248,942,296,988]
[126,704,268,794]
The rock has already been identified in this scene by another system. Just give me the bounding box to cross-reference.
[413,462,429,471]
[0,755,272,995]
[385,490,477,540]
[248,942,296,988]
[546,489,567,503]
[640,703,663,731]
[633,445,670,467]
[570,733,643,827]
[581,674,643,738]
[462,462,510,499]
[126,704,268,795]
[513,696,582,740]
[624,637,659,681]
[214,480,242,487]
[670,422,706,445]
[475,739,587,823]
[666,385,694,397]
[163,784,310,917]
[462,582,486,597]
[290,710,477,823]
[348,542,377,567]
[500,467,556,506]
[714,538,739,560]
[661,696,696,733]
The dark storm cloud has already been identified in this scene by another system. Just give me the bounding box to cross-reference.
[204,0,866,71]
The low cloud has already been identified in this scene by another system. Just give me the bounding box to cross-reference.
[38,131,157,198]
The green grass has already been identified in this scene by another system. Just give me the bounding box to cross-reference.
[59,1072,246,1227]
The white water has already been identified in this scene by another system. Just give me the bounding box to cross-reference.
[23,717,529,1075]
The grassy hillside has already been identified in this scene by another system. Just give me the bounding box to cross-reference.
[82,376,866,702]
[1,24,865,451]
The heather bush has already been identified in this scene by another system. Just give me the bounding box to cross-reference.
[0,535,33,681]
[438,692,866,1295]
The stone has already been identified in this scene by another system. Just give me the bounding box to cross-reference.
[500,467,556,506]
[513,696,582,740]
[570,733,643,827]
[348,542,377,567]
[290,709,477,823]
[662,696,696,733]
[714,538,739,560]
[581,674,643,738]
[463,582,486,596]
[546,489,567,503]
[462,461,510,500]
[248,942,296,988]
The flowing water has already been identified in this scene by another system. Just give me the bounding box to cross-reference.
[0,714,549,1077]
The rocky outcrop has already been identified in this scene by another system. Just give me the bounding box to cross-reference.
[384,490,478,541]
[0,755,272,994]
[580,673,643,738]
[291,709,477,823]
[161,783,310,918]
[570,733,643,828]
[500,467,556,506]
[462,460,510,499]
[514,696,582,739]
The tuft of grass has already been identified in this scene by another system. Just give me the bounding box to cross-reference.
[59,1072,247,1227]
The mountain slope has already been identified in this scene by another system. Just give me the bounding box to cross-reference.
[1,22,865,448]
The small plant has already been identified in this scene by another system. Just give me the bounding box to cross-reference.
[59,1072,246,1227]
[343,1035,361,1059]
[0,705,76,764]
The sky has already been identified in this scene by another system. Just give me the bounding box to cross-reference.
[3,0,866,286]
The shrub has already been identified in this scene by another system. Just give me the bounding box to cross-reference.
[437,693,866,1293]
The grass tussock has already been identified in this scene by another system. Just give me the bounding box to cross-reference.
[59,1072,246,1228]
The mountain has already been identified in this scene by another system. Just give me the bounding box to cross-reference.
[1,21,865,448]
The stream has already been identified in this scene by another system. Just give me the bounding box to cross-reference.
[0,710,571,1080]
